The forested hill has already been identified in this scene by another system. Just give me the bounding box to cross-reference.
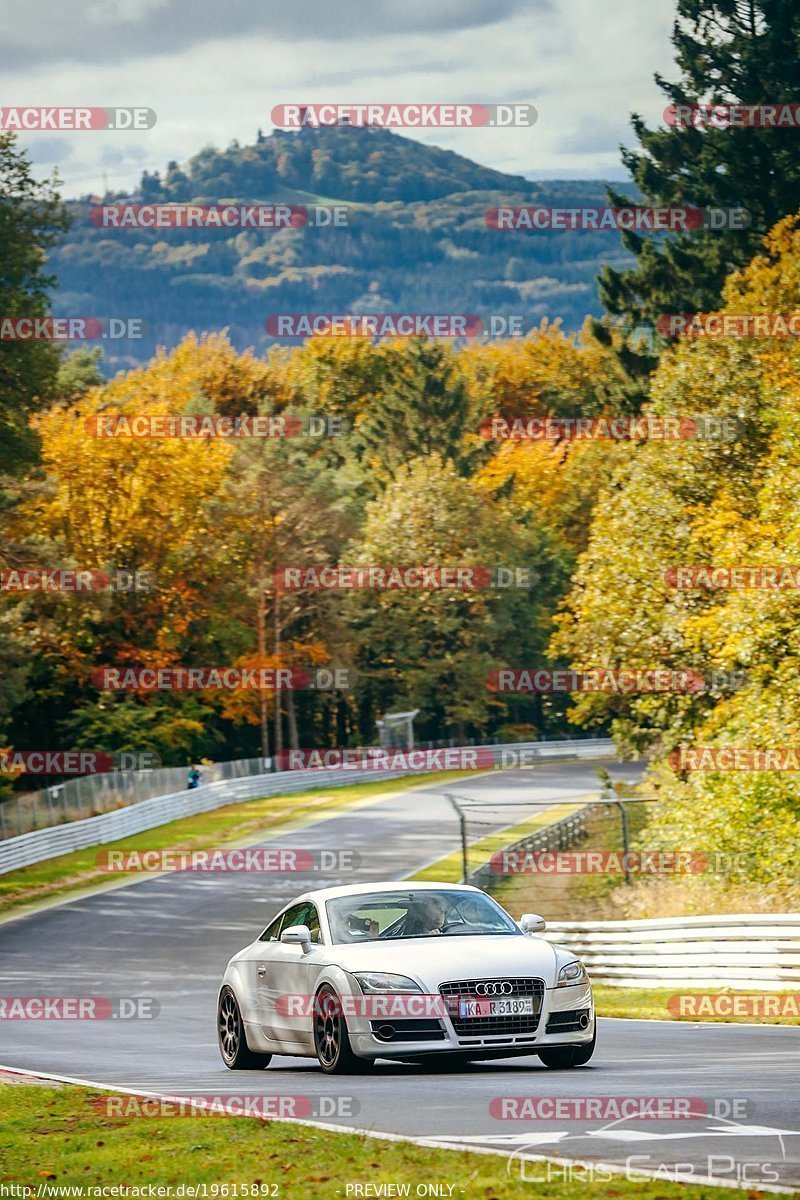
[50,124,634,371]
[135,123,536,204]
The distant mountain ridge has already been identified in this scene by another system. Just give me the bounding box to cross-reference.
[51,125,634,371]
[130,123,539,205]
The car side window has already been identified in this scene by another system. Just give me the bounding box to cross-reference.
[305,903,322,944]
[280,903,308,930]
[258,913,284,942]
[281,902,323,944]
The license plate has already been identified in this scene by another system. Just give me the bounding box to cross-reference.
[458,997,534,1018]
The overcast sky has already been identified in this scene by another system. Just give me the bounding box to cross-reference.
[1,0,678,196]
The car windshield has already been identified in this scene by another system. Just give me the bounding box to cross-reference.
[326,890,520,944]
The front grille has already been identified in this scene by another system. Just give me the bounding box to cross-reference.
[439,977,544,1038]
[545,1009,591,1034]
[369,1019,445,1042]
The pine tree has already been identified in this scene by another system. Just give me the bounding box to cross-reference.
[0,133,70,474]
[354,339,479,481]
[598,0,800,378]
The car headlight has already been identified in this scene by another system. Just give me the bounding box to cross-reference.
[353,972,422,994]
[556,960,588,987]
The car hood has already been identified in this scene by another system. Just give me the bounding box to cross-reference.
[327,933,560,986]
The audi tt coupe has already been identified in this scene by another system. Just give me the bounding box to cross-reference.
[217,881,595,1073]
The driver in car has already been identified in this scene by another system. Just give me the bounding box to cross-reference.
[407,895,448,936]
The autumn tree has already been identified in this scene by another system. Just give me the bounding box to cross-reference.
[344,454,562,740]
[553,210,800,889]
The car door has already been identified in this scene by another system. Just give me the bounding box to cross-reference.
[249,911,285,1031]
[256,902,326,1051]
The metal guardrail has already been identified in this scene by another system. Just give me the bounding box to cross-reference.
[0,767,397,876]
[0,737,614,875]
[542,913,800,989]
[0,736,615,841]
[0,757,269,840]
[469,805,591,890]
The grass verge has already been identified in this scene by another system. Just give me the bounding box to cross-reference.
[1,1081,780,1199]
[0,770,476,919]
[593,984,800,1025]
[488,800,651,923]
[408,801,588,883]
[409,802,800,1027]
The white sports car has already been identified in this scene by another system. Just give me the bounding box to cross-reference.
[217,882,595,1073]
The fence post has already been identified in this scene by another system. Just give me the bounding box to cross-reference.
[444,794,469,883]
[613,797,631,886]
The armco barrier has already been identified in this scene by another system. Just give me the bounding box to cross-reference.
[469,805,591,890]
[0,768,394,876]
[0,756,267,839]
[0,737,614,875]
[543,913,800,990]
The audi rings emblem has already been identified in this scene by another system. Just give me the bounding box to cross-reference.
[474,980,513,996]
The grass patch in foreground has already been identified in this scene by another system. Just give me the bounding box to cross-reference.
[0,770,476,917]
[594,984,800,1025]
[0,1082,777,1199]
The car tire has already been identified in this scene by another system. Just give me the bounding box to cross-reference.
[313,985,374,1075]
[218,986,272,1070]
[537,1026,596,1069]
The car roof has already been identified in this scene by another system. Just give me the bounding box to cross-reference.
[294,881,484,904]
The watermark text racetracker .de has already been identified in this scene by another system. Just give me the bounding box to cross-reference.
[0,106,156,130]
[93,1093,359,1119]
[486,205,748,231]
[1,568,153,592]
[658,312,800,338]
[0,317,145,341]
[84,414,345,439]
[0,996,159,1019]
[95,847,361,873]
[273,565,535,590]
[486,667,739,693]
[272,102,537,128]
[665,101,800,128]
[272,991,556,1020]
[479,415,738,442]
[489,849,753,876]
[665,564,800,589]
[90,666,355,691]
[0,750,160,776]
[91,204,347,229]
[668,992,800,1019]
[491,1095,750,1120]
[265,314,526,339]
[669,746,800,771]
[275,744,698,772]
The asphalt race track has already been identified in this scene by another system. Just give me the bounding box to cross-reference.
[1,760,799,1191]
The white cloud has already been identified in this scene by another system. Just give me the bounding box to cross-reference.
[2,0,678,194]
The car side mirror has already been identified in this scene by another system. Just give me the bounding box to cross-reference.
[281,924,312,952]
[519,913,546,934]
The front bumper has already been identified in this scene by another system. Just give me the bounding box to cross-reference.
[347,982,594,1059]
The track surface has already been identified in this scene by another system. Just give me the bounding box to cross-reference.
[1,760,799,1190]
